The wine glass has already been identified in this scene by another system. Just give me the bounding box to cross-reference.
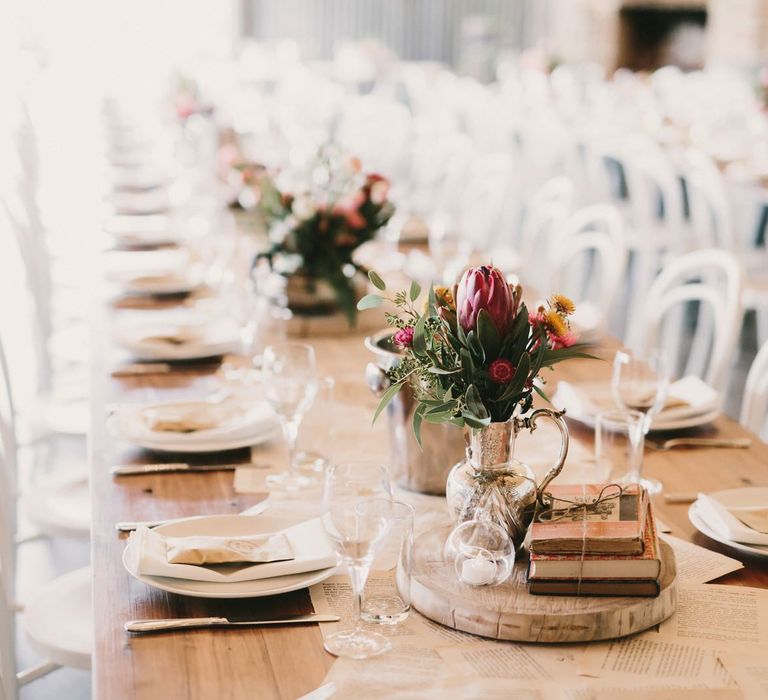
[262,342,319,491]
[611,348,671,494]
[321,462,393,659]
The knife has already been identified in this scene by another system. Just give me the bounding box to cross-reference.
[125,613,339,633]
[115,498,271,531]
[111,462,267,476]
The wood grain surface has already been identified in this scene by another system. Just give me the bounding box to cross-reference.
[409,528,676,643]
[91,297,768,699]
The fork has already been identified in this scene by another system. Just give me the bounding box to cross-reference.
[647,437,752,451]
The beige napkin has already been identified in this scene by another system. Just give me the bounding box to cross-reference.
[696,494,768,546]
[139,326,203,346]
[165,532,293,565]
[141,398,237,433]
[733,509,768,535]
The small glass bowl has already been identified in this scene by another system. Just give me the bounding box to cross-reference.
[443,519,515,587]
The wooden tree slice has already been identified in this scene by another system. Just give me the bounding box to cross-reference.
[405,526,677,643]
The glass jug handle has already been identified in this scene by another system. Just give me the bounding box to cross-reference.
[519,408,569,506]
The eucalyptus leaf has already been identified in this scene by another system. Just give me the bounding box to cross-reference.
[412,404,426,447]
[368,270,386,291]
[427,366,460,375]
[462,412,491,429]
[409,280,422,302]
[357,294,385,311]
[372,380,404,424]
[412,314,427,357]
[423,410,455,424]
[466,331,485,364]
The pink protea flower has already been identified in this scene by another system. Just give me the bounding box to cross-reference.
[393,327,414,348]
[457,265,516,337]
[489,358,515,384]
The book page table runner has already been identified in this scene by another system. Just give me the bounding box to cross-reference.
[406,526,677,643]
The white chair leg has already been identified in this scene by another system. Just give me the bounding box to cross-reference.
[756,308,768,350]
[17,659,61,686]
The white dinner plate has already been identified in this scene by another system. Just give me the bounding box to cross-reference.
[552,384,721,432]
[107,399,279,452]
[688,487,768,559]
[113,322,241,360]
[122,514,339,598]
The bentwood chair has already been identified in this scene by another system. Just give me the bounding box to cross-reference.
[549,204,627,340]
[639,249,743,394]
[0,340,92,694]
[741,339,768,441]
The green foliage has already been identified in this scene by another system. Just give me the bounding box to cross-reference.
[368,272,596,430]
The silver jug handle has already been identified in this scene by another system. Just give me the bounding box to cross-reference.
[365,362,390,398]
[519,408,569,506]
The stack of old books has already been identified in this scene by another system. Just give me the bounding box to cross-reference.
[527,483,661,596]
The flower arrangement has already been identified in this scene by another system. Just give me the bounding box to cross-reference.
[359,265,593,442]
[256,154,395,324]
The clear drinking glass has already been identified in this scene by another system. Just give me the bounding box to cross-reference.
[361,500,414,625]
[321,463,393,659]
[294,376,335,475]
[611,348,671,494]
[595,409,646,485]
[427,211,471,285]
[262,342,319,491]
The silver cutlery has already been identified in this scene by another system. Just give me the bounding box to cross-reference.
[114,499,271,531]
[111,362,217,378]
[111,462,269,476]
[125,613,339,633]
[647,437,752,451]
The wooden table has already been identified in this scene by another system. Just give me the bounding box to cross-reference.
[90,308,768,699]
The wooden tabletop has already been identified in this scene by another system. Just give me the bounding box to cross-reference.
[90,301,768,699]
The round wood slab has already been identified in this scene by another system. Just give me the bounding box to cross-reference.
[405,526,677,643]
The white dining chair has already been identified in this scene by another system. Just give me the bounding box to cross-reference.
[549,204,627,339]
[740,340,768,441]
[639,249,743,393]
[0,347,92,694]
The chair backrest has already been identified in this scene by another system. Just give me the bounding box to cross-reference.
[623,138,685,244]
[549,204,627,335]
[0,575,16,700]
[740,340,768,441]
[517,176,574,283]
[684,149,735,252]
[640,249,742,391]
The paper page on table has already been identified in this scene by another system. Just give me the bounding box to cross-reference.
[578,636,738,690]
[655,584,768,651]
[718,653,768,700]
[662,534,744,584]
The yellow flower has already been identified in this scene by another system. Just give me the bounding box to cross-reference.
[550,294,576,316]
[544,309,568,337]
[434,285,455,310]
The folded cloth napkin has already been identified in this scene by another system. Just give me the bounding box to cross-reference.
[696,493,768,546]
[139,326,203,346]
[141,397,240,433]
[128,517,339,582]
[165,531,293,565]
[553,376,719,421]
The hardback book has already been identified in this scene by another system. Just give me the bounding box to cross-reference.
[529,483,649,556]
[528,577,660,597]
[528,505,660,580]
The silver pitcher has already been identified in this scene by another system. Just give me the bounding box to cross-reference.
[365,329,466,496]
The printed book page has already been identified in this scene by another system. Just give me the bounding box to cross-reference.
[662,534,744,584]
[718,653,768,700]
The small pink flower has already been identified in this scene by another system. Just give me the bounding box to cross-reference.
[489,358,515,384]
[549,331,577,350]
[393,327,414,348]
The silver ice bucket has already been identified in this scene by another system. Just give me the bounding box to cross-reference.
[365,329,465,496]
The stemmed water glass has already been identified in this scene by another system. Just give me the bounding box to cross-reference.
[611,348,671,494]
[261,342,319,491]
[321,462,393,659]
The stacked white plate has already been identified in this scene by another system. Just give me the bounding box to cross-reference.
[122,514,339,598]
[552,376,721,432]
[108,395,278,452]
[689,487,768,559]
[104,248,204,295]
[109,189,171,216]
[113,316,241,360]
